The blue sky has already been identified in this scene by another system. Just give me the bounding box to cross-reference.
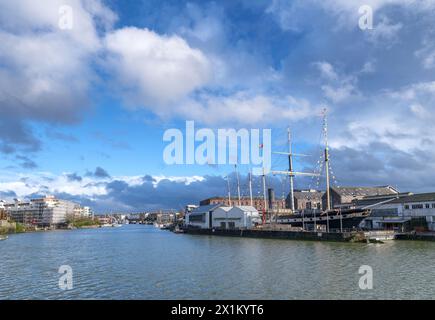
[1,0,435,212]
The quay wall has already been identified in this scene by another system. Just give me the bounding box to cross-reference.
[395,233,435,241]
[184,227,364,242]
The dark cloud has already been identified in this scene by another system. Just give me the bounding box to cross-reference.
[84,174,287,212]
[65,173,83,182]
[294,142,435,194]
[15,155,37,169]
[142,175,156,183]
[86,167,111,179]
[0,190,16,198]
[0,116,41,154]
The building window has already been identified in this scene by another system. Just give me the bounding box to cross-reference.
[426,204,430,209]
[412,204,424,209]
[228,222,235,229]
[432,203,435,209]
[404,205,409,210]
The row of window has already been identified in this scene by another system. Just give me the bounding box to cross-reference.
[404,203,435,210]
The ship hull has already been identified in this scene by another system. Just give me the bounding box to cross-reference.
[275,209,371,230]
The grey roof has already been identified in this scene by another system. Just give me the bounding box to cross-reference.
[390,192,435,204]
[354,193,412,206]
[292,190,324,200]
[232,205,258,212]
[190,204,221,214]
[331,186,398,197]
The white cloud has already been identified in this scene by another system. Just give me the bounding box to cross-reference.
[104,27,212,107]
[360,61,376,74]
[329,80,435,152]
[313,62,338,80]
[176,92,317,126]
[0,0,116,146]
[366,16,403,46]
[321,84,356,103]
[415,36,435,70]
[313,61,359,104]
[409,104,429,118]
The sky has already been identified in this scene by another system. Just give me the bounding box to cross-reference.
[1,0,435,212]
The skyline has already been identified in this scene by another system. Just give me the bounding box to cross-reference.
[1,0,435,212]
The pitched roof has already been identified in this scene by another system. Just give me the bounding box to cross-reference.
[231,205,258,212]
[390,192,435,204]
[190,204,221,214]
[214,206,232,212]
[331,186,398,197]
[292,190,324,200]
[354,193,412,207]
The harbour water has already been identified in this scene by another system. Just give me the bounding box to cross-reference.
[1,224,435,299]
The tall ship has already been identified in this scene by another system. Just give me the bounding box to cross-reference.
[258,108,371,231]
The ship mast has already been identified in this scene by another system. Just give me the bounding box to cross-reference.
[262,167,268,223]
[235,164,241,206]
[288,128,295,212]
[226,175,232,206]
[248,169,253,207]
[272,129,319,213]
[323,108,331,211]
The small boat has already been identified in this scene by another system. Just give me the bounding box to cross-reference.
[160,223,173,230]
[0,235,8,241]
[101,223,113,228]
[173,225,185,234]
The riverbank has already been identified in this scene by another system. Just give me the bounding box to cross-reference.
[0,219,102,235]
[0,220,17,235]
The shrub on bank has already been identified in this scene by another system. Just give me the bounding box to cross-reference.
[66,217,101,228]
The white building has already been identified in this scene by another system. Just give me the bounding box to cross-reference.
[185,204,220,229]
[5,196,84,227]
[211,206,232,228]
[185,205,261,230]
[360,193,435,231]
[74,205,93,218]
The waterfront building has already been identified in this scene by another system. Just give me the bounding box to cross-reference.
[185,205,261,230]
[199,196,286,212]
[184,204,198,213]
[96,215,113,225]
[185,204,221,229]
[5,196,85,227]
[359,192,435,231]
[323,186,399,210]
[286,189,324,211]
[227,206,261,229]
[73,206,93,218]
[0,201,7,220]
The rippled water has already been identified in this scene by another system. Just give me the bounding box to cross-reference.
[1,224,435,299]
